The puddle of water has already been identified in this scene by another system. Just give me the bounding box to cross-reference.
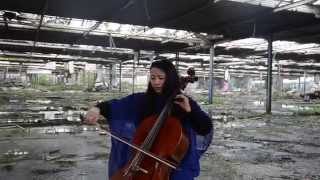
[65,110,84,121]
[3,119,41,124]
[4,150,29,156]
[212,115,235,123]
[1,150,30,165]
[40,111,64,120]
[0,112,14,115]
[37,110,84,121]
[216,120,266,129]
[25,100,52,104]
[36,125,99,135]
[253,101,264,106]
[281,104,311,111]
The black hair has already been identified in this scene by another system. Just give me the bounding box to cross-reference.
[146,59,181,98]
[139,59,185,121]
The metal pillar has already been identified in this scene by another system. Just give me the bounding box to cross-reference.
[298,76,301,92]
[278,64,283,95]
[20,63,25,82]
[175,52,179,73]
[315,73,320,84]
[266,35,273,114]
[208,44,215,104]
[277,64,280,90]
[133,51,139,93]
[119,61,122,92]
[19,63,22,77]
[109,64,113,90]
[304,70,307,99]
[4,67,8,80]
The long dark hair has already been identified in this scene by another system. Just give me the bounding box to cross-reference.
[146,59,181,98]
[139,59,185,121]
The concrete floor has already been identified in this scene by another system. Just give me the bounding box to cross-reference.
[0,89,319,180]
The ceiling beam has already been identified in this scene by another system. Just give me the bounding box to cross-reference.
[0,51,116,64]
[0,27,189,52]
[273,0,317,13]
[33,0,48,51]
[0,42,134,60]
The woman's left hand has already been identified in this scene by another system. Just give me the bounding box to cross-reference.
[174,94,191,113]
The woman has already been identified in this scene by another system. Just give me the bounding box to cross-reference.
[84,59,213,180]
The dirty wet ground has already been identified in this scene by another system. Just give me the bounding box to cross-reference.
[0,90,319,180]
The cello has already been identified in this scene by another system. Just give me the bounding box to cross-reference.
[111,92,190,180]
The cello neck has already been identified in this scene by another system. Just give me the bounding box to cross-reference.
[141,92,176,149]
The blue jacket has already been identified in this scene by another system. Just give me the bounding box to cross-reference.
[105,93,213,180]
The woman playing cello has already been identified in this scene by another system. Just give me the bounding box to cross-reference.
[84,59,213,180]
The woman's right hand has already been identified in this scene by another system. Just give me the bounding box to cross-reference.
[83,107,100,125]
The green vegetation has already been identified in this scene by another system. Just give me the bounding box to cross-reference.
[0,96,8,105]
[295,106,320,116]
[37,75,51,86]
[29,72,98,91]
[37,84,85,91]
[119,81,147,93]
[192,93,224,105]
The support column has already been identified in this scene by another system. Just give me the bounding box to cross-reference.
[4,67,8,80]
[266,35,273,114]
[19,63,25,83]
[304,70,307,100]
[277,64,283,95]
[75,71,79,85]
[109,64,113,90]
[132,51,139,93]
[298,76,301,92]
[208,44,215,104]
[110,63,117,90]
[224,68,230,91]
[119,61,122,92]
[175,52,179,73]
[315,73,320,84]
[19,63,22,77]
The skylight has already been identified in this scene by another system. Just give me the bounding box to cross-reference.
[0,11,203,45]
[217,38,320,54]
[226,0,320,17]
